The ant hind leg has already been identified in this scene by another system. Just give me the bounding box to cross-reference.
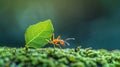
[53,44,56,50]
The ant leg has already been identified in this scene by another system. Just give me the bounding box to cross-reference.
[57,44,62,51]
[53,44,56,50]
[55,44,62,50]
[46,39,50,43]
[51,33,55,41]
[57,36,61,40]
[59,45,62,49]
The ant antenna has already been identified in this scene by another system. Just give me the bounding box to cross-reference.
[65,41,70,46]
[65,38,75,41]
[64,38,75,46]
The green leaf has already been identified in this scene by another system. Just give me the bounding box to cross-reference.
[25,19,54,48]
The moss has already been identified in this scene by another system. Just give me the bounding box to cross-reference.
[70,62,85,67]
[0,47,120,67]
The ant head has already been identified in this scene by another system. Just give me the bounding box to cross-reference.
[59,40,65,45]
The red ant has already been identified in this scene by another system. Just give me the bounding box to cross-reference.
[46,33,75,49]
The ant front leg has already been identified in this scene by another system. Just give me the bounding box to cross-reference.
[58,44,62,49]
[56,44,62,51]
[46,39,50,43]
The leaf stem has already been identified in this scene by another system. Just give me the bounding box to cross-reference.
[25,45,29,51]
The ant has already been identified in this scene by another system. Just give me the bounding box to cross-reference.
[46,33,75,49]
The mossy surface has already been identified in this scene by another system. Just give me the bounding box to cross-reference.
[0,47,120,67]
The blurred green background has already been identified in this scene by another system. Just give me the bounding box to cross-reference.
[0,0,120,50]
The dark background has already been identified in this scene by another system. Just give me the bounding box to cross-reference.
[0,0,120,50]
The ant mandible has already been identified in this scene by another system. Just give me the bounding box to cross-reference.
[46,33,75,49]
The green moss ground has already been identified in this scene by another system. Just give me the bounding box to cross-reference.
[0,47,120,67]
